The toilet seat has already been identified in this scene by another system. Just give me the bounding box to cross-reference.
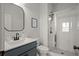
[37,45,49,51]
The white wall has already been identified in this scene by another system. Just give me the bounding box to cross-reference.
[16,3,49,47]
[24,3,49,47]
[23,3,40,38]
[40,3,48,47]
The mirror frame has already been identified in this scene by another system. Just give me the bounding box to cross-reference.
[4,3,25,32]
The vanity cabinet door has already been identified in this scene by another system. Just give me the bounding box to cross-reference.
[0,52,2,56]
[19,48,37,56]
[27,48,37,56]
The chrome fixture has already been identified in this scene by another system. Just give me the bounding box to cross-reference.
[14,33,20,40]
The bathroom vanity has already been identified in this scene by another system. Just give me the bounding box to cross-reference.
[3,38,38,56]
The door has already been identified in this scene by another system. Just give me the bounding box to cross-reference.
[48,14,56,50]
[55,7,79,53]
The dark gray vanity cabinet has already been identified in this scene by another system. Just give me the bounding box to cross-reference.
[3,41,37,56]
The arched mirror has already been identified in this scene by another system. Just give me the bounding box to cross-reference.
[3,3,25,32]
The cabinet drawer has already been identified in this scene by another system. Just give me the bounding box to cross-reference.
[4,41,37,56]
[19,48,37,56]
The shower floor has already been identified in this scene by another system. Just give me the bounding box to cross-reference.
[48,48,75,56]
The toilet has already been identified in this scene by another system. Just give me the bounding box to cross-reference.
[37,45,49,56]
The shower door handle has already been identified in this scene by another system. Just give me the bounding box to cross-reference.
[55,34,57,47]
[50,27,53,34]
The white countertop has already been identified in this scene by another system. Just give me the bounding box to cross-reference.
[4,38,38,51]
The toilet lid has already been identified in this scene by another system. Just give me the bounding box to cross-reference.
[37,45,49,51]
